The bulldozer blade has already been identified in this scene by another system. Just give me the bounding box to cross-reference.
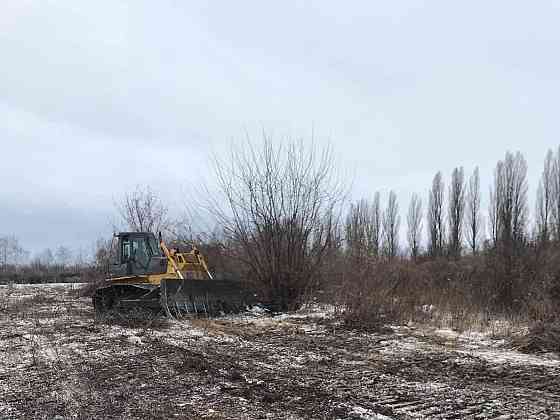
[160,279,257,316]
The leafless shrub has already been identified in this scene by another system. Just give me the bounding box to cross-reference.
[207,138,346,311]
[336,246,560,333]
[340,260,429,330]
[115,185,170,233]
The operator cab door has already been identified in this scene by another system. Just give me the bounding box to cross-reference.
[109,233,167,278]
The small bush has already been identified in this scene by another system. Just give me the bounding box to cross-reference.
[339,260,427,330]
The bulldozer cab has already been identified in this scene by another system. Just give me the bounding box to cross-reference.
[109,232,167,278]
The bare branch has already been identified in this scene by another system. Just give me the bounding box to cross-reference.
[115,185,170,234]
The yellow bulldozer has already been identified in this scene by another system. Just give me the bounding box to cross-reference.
[93,232,256,316]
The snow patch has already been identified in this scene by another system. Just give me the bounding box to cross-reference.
[349,405,394,420]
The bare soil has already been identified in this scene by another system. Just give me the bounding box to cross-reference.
[1,284,559,419]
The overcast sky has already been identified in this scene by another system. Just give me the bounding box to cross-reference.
[1,1,559,256]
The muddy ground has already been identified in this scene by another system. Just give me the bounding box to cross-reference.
[0,284,559,419]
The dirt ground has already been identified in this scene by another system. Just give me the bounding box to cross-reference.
[0,284,559,419]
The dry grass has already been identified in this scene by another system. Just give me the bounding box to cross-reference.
[335,257,559,342]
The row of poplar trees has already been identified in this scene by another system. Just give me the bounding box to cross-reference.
[346,147,560,261]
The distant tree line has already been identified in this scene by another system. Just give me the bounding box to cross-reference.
[345,148,560,259]
[0,235,102,283]
[4,139,560,321]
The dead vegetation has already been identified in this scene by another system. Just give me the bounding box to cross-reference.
[335,253,560,340]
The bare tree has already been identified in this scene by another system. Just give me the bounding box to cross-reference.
[370,192,382,257]
[427,172,445,257]
[346,200,363,257]
[493,152,529,251]
[489,153,528,250]
[465,167,482,254]
[535,149,554,244]
[448,167,465,258]
[115,185,169,234]
[346,199,369,260]
[35,248,54,267]
[488,151,529,306]
[407,193,423,259]
[73,247,88,267]
[0,236,26,269]
[55,246,72,268]
[550,147,560,241]
[94,238,113,274]
[345,194,382,259]
[382,191,400,259]
[208,138,345,310]
[488,162,503,248]
[0,237,12,268]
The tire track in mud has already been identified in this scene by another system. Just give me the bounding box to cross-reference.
[353,383,559,419]
[242,324,560,419]
[2,285,560,420]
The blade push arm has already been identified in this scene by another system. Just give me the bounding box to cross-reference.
[159,239,184,280]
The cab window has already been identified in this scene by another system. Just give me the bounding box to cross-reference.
[121,236,150,266]
[121,237,131,262]
[131,237,149,266]
[147,235,161,257]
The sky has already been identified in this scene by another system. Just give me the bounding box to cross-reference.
[1,1,560,257]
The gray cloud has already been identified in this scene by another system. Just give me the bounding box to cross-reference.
[1,1,559,253]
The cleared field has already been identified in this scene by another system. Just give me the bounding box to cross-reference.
[0,284,559,419]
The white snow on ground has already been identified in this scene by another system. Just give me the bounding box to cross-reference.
[273,305,335,321]
[461,347,560,367]
[375,324,560,370]
[432,328,560,367]
[347,406,394,420]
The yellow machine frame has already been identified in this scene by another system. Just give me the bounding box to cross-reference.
[108,239,213,286]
